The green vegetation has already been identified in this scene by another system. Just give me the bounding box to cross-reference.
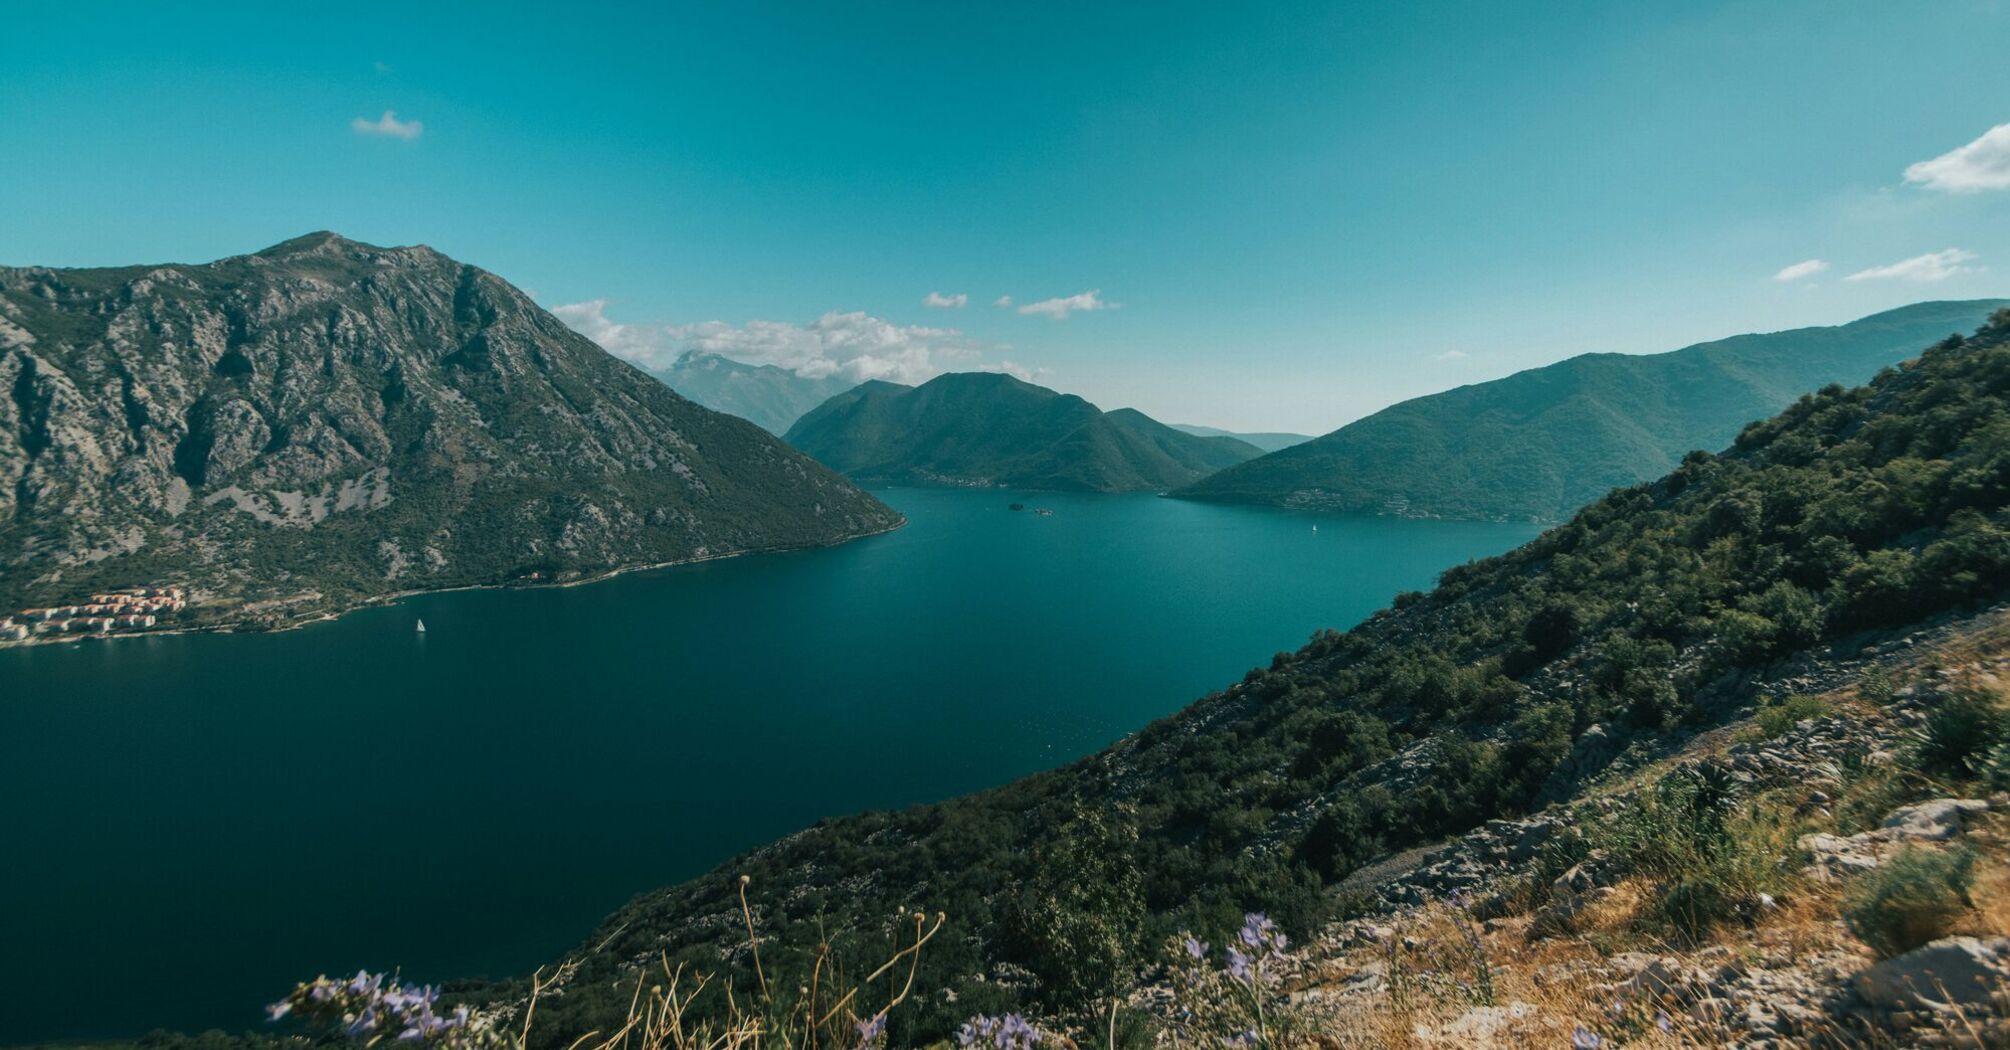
[1843,846,1980,958]
[507,311,2010,1044]
[1913,687,2010,779]
[1174,300,2008,521]
[1592,765,1790,942]
[1750,693,1834,741]
[782,372,1263,492]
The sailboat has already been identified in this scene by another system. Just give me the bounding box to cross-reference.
[1311,524,1318,533]
[415,618,427,634]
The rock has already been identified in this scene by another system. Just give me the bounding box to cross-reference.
[1881,799,1990,842]
[1854,936,2010,1015]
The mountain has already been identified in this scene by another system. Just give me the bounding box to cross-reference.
[1175,299,2009,521]
[1169,423,1312,452]
[650,350,856,434]
[510,311,2010,1043]
[783,372,1264,491]
[0,233,901,623]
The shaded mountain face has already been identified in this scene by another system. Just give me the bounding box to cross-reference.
[0,232,900,617]
[1175,299,2009,521]
[522,312,2010,1044]
[651,350,856,435]
[783,372,1262,492]
[1169,423,1312,452]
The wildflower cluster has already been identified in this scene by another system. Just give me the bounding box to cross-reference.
[955,1012,1045,1049]
[267,970,500,1049]
[1161,913,1294,1049]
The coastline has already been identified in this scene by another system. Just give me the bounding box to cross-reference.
[0,516,907,652]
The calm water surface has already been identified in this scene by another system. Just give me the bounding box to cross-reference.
[0,489,1538,1041]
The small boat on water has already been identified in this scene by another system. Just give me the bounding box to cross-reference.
[415,618,427,634]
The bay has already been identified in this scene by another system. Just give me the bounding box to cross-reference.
[0,488,1538,1042]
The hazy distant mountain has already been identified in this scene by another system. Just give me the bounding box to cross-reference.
[1174,299,2009,521]
[1169,424,1312,452]
[651,350,856,434]
[784,372,1263,492]
[0,232,900,619]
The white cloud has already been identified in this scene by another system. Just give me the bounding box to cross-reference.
[550,299,663,360]
[553,300,1010,385]
[1843,248,1979,283]
[1773,259,1829,282]
[922,291,968,310]
[352,110,423,140]
[1018,289,1114,319]
[1432,349,1469,361]
[1904,123,2010,192]
[993,295,1013,308]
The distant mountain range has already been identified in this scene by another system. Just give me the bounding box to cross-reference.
[784,372,1263,491]
[1169,424,1312,452]
[1175,299,2009,521]
[0,233,900,622]
[650,350,854,435]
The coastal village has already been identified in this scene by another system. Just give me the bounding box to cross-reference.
[0,586,187,643]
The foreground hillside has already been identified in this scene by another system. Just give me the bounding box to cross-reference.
[503,310,2010,1045]
[785,372,1261,492]
[0,233,900,624]
[650,350,855,434]
[1177,300,2006,521]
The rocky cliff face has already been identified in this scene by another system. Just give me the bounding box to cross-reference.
[0,232,901,618]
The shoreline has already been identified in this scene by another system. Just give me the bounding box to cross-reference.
[0,516,907,651]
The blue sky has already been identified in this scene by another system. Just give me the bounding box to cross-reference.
[4,1,2008,433]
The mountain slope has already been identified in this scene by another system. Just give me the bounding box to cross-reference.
[784,372,1262,491]
[0,233,901,620]
[1169,423,1312,452]
[1175,299,2007,521]
[517,311,2010,1043]
[650,350,855,434]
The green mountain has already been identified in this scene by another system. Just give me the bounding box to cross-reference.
[1169,423,1312,452]
[650,350,856,434]
[784,372,1263,491]
[1175,299,2008,521]
[0,233,900,622]
[515,311,2010,1043]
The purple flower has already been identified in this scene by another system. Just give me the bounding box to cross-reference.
[1571,1026,1604,1049]
[1227,947,1253,982]
[855,1011,887,1049]
[1183,936,1209,961]
[264,1000,293,1022]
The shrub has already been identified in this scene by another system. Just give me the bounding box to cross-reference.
[1857,664,1895,706]
[1843,846,1977,957]
[1595,765,1789,942]
[1002,803,1147,1007]
[1752,693,1832,740]
[1912,688,2009,778]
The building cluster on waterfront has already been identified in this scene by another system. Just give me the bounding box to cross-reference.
[4,586,187,640]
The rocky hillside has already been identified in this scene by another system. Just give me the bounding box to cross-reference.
[499,310,2010,1046]
[650,350,855,435]
[784,372,1262,491]
[0,233,900,622]
[1175,299,2007,521]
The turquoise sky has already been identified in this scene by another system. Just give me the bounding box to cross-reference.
[5,1,2008,432]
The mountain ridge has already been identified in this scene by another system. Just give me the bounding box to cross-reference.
[649,349,856,435]
[784,371,1262,492]
[1175,299,2009,521]
[0,233,901,626]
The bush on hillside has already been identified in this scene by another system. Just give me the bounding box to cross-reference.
[1843,846,1978,958]
[1913,688,2010,779]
